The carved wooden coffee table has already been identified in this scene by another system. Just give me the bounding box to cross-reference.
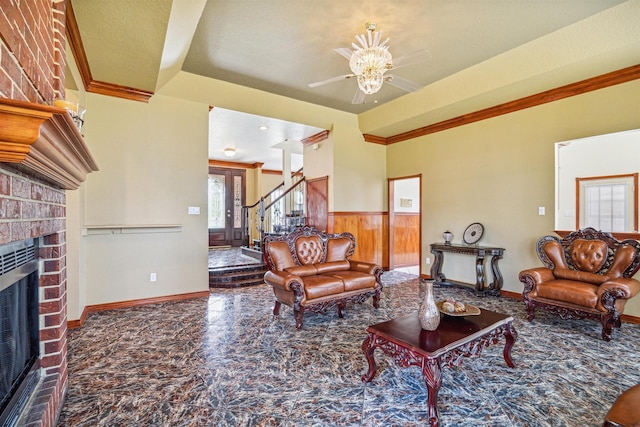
[361,309,517,427]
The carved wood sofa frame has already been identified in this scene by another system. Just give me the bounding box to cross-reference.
[263,226,383,329]
[519,227,640,341]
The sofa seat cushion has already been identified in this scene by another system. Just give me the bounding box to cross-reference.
[303,275,345,300]
[322,270,376,292]
[537,280,599,308]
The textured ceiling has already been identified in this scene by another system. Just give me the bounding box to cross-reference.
[68,0,629,169]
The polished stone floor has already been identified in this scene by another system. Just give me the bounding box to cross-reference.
[208,247,262,269]
[58,271,640,426]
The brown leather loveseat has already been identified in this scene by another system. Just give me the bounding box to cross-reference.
[263,226,383,328]
[519,227,640,341]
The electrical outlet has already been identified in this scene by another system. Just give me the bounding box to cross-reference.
[425,257,431,265]
[150,273,157,282]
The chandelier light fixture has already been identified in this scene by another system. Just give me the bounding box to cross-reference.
[224,147,236,157]
[308,21,427,103]
[348,22,392,95]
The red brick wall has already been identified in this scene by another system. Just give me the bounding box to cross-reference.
[0,167,68,427]
[0,1,69,426]
[0,0,66,103]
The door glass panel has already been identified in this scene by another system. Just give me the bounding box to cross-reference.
[208,174,225,228]
[233,175,242,228]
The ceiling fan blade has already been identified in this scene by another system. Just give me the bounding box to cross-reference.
[308,74,355,88]
[334,47,353,60]
[390,49,431,70]
[351,87,365,104]
[385,74,423,92]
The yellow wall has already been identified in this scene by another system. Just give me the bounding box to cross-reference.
[63,2,640,321]
[332,122,387,212]
[387,79,640,316]
[79,92,210,306]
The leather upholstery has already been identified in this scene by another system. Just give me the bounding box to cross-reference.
[268,241,296,271]
[295,235,324,265]
[519,228,640,341]
[604,384,640,427]
[326,237,351,262]
[570,239,607,272]
[536,280,599,308]
[263,226,382,328]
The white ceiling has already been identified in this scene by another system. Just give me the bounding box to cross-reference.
[209,108,323,170]
[69,0,629,171]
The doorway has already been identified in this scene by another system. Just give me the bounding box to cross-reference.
[208,167,246,247]
[388,175,421,274]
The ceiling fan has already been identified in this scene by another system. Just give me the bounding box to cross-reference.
[308,22,429,104]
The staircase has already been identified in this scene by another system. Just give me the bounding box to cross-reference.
[241,168,306,259]
[209,263,268,288]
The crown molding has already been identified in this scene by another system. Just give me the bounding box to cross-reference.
[65,0,153,103]
[301,130,329,147]
[364,64,640,145]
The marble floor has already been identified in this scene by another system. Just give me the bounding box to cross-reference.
[208,247,262,269]
[58,272,640,426]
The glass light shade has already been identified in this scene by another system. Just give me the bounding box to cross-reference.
[357,72,384,94]
[349,46,392,95]
[224,148,235,157]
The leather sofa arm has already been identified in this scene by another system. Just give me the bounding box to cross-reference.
[597,277,640,304]
[348,260,381,276]
[519,267,555,299]
[519,267,556,286]
[264,270,302,292]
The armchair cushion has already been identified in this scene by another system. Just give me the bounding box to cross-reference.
[536,280,599,308]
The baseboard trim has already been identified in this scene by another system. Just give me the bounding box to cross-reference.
[67,290,210,329]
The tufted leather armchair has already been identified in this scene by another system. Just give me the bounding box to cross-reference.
[263,226,383,328]
[519,227,640,341]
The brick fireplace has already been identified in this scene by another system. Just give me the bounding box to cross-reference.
[0,1,97,426]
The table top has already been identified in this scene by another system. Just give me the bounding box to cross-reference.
[366,309,513,357]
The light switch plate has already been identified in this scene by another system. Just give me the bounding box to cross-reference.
[188,206,200,215]
[538,206,545,216]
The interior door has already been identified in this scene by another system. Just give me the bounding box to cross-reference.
[306,176,328,232]
[388,175,421,270]
[208,167,245,247]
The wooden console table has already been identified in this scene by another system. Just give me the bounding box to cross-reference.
[430,243,505,295]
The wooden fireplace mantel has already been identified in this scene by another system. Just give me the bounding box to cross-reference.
[0,98,98,190]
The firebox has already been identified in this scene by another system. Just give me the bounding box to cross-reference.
[0,239,40,427]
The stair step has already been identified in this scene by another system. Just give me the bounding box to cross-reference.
[209,263,267,288]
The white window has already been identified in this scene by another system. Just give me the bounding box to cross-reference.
[577,174,638,232]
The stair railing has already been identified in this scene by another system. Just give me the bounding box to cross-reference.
[242,167,305,249]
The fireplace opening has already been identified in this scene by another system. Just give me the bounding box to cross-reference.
[0,239,39,427]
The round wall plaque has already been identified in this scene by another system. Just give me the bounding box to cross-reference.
[463,222,484,244]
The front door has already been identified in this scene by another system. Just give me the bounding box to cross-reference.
[208,167,245,247]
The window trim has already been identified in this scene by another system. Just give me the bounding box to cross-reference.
[575,173,638,232]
